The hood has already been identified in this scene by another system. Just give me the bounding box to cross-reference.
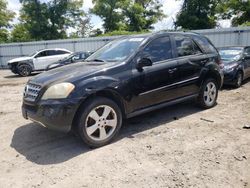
[8,56,32,64]
[29,61,115,86]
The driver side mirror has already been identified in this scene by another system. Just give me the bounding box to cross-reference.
[136,57,153,71]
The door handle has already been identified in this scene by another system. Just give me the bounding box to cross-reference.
[168,68,177,73]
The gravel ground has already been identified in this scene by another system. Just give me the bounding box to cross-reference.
[0,70,250,188]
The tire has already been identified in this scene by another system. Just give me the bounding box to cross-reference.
[235,72,243,88]
[17,64,32,77]
[197,78,218,109]
[76,97,122,148]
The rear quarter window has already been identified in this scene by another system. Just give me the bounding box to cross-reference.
[192,35,218,54]
[174,35,202,57]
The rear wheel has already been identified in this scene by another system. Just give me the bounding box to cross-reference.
[198,78,218,109]
[235,72,243,88]
[76,97,122,148]
[17,64,32,77]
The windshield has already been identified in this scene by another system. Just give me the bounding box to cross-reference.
[29,51,38,57]
[86,37,146,62]
[219,48,243,62]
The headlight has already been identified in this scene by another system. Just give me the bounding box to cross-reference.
[42,82,75,100]
[224,63,238,71]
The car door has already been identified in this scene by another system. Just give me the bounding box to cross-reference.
[243,47,250,78]
[45,50,62,66]
[55,50,71,60]
[131,36,180,110]
[33,50,50,70]
[173,35,208,97]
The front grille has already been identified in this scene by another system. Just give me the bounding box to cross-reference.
[24,83,42,102]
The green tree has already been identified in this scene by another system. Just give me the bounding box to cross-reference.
[20,0,49,40]
[122,0,165,31]
[70,14,93,38]
[91,0,124,32]
[19,0,89,40]
[175,0,217,30]
[11,24,31,42]
[47,0,88,39]
[216,0,250,26]
[90,28,103,37]
[0,0,15,43]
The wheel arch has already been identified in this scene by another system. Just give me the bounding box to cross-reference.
[71,89,127,132]
[199,68,222,89]
[17,60,34,71]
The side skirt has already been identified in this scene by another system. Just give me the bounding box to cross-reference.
[126,94,198,119]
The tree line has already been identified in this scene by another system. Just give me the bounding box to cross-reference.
[0,0,249,43]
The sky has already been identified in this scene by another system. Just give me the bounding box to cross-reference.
[7,0,230,31]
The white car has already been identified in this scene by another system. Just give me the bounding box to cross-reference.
[8,48,72,76]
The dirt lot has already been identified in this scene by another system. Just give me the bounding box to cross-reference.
[0,69,250,188]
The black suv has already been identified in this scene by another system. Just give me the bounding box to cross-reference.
[22,32,223,147]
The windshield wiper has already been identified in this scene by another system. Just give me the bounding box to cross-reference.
[86,59,106,62]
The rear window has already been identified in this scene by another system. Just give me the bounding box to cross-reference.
[192,35,217,54]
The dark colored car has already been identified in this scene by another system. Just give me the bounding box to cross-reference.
[22,32,223,147]
[46,51,92,70]
[218,46,250,87]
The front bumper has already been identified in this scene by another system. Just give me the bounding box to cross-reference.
[8,63,18,74]
[22,98,81,132]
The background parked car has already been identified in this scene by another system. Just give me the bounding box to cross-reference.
[8,48,72,76]
[218,46,250,87]
[46,51,93,70]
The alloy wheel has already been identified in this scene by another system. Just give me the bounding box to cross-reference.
[85,105,117,141]
[236,73,242,87]
[18,65,30,76]
[203,82,217,106]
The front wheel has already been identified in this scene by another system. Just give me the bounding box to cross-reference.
[17,64,32,77]
[76,97,122,148]
[235,72,243,88]
[197,78,218,109]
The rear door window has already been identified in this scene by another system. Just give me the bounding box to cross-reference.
[56,50,69,55]
[47,50,57,56]
[174,35,202,57]
[143,36,172,63]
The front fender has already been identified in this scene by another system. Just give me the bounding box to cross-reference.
[72,76,120,98]
[70,76,128,116]
[17,60,34,71]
